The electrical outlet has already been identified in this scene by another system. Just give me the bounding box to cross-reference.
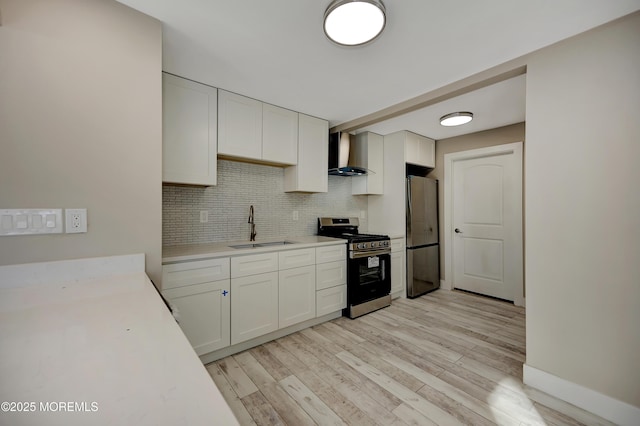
[65,209,87,233]
[200,211,209,223]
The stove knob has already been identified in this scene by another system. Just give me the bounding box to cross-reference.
[384,241,390,246]
[371,242,377,248]
[357,243,364,249]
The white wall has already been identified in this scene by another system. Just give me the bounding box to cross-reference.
[0,0,163,283]
[525,11,640,408]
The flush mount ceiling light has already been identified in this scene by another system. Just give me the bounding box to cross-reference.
[323,0,386,46]
[440,111,473,126]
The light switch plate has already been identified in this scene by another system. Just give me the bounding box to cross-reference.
[0,209,63,235]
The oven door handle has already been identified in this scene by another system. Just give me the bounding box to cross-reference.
[350,249,391,259]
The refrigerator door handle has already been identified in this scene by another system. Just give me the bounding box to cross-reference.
[406,178,412,227]
[405,176,413,245]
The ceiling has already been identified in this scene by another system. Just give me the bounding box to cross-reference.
[117,0,639,140]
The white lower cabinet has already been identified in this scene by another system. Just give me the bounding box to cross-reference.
[316,244,346,264]
[316,285,347,317]
[316,260,347,290]
[231,252,279,278]
[390,238,405,298]
[162,280,230,355]
[315,248,347,317]
[163,243,348,357]
[278,247,315,270]
[162,257,230,290]
[231,271,279,345]
[279,265,316,328]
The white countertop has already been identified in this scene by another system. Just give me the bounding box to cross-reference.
[367,230,405,240]
[163,235,346,263]
[0,254,238,426]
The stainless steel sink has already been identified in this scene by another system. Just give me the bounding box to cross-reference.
[228,241,296,249]
[255,241,295,247]
[229,243,261,249]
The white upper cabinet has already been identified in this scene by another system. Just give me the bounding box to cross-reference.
[262,103,298,165]
[352,132,384,195]
[284,114,329,193]
[218,90,298,165]
[217,90,262,160]
[405,131,435,168]
[162,73,217,186]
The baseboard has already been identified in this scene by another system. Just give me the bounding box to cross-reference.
[440,279,451,290]
[199,311,342,364]
[523,364,640,425]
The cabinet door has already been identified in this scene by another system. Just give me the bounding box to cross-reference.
[420,137,435,168]
[352,132,384,195]
[406,132,435,168]
[405,132,420,165]
[218,90,262,160]
[284,114,328,193]
[390,251,405,298]
[279,265,316,328]
[162,73,217,186]
[263,104,298,165]
[316,285,347,317]
[231,272,278,345]
[163,280,230,355]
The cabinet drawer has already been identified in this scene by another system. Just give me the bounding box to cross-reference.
[162,258,230,290]
[315,244,346,264]
[231,252,278,278]
[316,260,346,290]
[279,248,315,270]
[391,238,405,252]
[316,285,347,317]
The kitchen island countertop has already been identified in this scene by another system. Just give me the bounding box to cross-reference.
[0,254,238,426]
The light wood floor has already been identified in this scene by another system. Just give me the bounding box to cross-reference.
[206,290,613,425]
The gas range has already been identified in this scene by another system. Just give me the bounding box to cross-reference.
[318,218,389,243]
[346,236,390,252]
[317,217,391,318]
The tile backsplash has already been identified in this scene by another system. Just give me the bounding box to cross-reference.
[163,160,369,246]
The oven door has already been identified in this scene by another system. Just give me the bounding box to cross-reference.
[347,251,391,306]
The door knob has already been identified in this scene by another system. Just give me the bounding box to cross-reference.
[455,228,462,234]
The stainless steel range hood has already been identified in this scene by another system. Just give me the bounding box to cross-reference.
[328,132,368,176]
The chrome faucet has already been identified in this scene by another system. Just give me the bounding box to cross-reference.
[248,205,256,241]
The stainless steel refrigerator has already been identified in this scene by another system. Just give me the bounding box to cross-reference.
[406,176,440,298]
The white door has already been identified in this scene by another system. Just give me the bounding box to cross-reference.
[451,143,523,302]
